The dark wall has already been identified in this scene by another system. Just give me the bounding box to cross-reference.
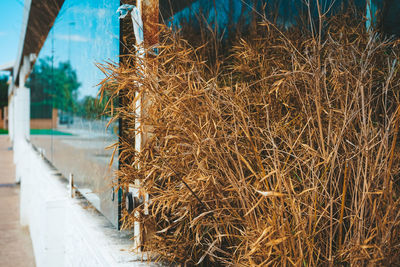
[380,0,400,37]
[168,0,368,35]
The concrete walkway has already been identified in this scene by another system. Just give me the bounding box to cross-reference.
[0,135,35,267]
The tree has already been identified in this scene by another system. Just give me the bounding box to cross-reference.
[79,95,108,119]
[0,75,8,110]
[27,57,80,114]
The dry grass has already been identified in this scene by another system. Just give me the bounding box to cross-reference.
[99,9,400,266]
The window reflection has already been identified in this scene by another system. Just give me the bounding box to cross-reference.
[29,0,120,227]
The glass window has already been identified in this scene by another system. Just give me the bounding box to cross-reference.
[28,0,120,227]
[166,0,370,34]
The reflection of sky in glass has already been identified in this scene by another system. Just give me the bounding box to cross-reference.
[168,0,251,35]
[169,0,368,33]
[169,0,250,28]
[37,0,120,100]
[30,0,120,228]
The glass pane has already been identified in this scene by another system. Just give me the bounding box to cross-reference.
[166,0,368,32]
[29,0,120,227]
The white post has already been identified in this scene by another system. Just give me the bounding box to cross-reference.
[8,91,14,142]
[117,1,158,247]
[14,55,31,183]
[14,55,31,142]
[13,87,30,142]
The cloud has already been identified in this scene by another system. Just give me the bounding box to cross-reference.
[0,32,7,37]
[56,34,90,42]
[97,9,107,19]
[68,6,108,19]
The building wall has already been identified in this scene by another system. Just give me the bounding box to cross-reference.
[30,108,58,129]
[30,119,52,129]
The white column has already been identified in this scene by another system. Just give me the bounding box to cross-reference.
[8,93,14,142]
[14,55,31,183]
[13,87,30,143]
[13,55,31,143]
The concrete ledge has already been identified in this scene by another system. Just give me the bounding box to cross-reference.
[17,139,161,267]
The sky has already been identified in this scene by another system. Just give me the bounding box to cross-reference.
[0,0,24,67]
[0,0,120,99]
[37,0,120,99]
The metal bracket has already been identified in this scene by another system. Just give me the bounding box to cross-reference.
[125,192,144,214]
[117,4,144,45]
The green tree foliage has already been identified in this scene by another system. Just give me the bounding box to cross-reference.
[0,75,8,110]
[77,80,117,120]
[79,95,108,119]
[27,57,80,113]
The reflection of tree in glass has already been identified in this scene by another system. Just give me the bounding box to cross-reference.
[0,75,7,110]
[79,95,108,120]
[77,80,117,120]
[28,57,80,114]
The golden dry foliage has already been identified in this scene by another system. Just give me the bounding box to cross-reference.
[99,12,400,266]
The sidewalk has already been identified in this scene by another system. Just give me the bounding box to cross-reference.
[0,135,35,267]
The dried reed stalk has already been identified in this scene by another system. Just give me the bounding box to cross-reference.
[99,10,400,266]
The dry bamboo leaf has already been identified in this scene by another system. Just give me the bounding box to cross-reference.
[255,190,286,197]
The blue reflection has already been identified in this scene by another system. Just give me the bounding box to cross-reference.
[40,0,119,100]
[30,0,120,227]
[168,0,369,36]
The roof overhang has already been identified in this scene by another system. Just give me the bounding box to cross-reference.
[0,62,15,73]
[13,0,64,87]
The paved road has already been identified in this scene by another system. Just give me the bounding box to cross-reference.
[0,136,35,267]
